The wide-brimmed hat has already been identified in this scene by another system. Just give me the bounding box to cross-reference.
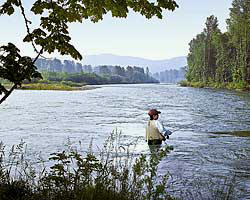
[148,109,161,116]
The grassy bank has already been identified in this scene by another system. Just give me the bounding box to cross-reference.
[179,80,250,91]
[2,82,98,91]
[20,83,77,91]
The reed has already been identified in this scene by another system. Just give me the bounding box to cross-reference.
[0,131,174,200]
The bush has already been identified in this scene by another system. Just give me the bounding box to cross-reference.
[178,80,188,87]
[61,81,85,87]
[0,131,174,200]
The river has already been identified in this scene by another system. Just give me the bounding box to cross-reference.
[0,84,250,199]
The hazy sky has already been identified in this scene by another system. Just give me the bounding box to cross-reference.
[0,0,232,60]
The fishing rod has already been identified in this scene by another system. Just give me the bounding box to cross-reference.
[163,119,207,139]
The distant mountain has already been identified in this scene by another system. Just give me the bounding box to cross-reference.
[82,54,187,73]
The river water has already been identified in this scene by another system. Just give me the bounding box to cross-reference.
[0,84,250,199]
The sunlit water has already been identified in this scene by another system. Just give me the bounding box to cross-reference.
[1,84,250,199]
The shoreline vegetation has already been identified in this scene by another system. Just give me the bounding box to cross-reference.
[2,82,98,91]
[185,2,250,91]
[1,68,159,91]
[0,131,175,200]
[20,83,98,91]
[0,131,240,200]
[179,80,250,91]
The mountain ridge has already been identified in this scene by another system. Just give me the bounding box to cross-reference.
[81,54,187,73]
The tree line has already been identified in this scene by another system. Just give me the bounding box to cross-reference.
[186,0,250,87]
[35,58,158,84]
[35,58,92,73]
[153,67,186,83]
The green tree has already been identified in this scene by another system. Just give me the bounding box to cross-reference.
[113,65,126,77]
[186,32,206,82]
[0,43,42,104]
[146,66,149,78]
[99,65,111,75]
[126,66,134,80]
[0,0,178,104]
[186,0,250,88]
[214,32,234,82]
[186,15,223,83]
[203,15,220,82]
[227,0,250,83]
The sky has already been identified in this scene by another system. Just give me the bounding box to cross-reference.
[0,0,233,60]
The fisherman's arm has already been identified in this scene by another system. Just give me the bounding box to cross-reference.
[156,121,172,138]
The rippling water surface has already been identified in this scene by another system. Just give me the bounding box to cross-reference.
[1,84,250,199]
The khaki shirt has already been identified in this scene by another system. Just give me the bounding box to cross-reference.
[146,120,165,141]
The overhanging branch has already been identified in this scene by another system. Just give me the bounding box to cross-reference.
[0,84,17,104]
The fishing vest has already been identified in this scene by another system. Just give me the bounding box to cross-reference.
[146,120,164,141]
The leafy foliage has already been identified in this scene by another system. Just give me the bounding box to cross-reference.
[31,59,159,84]
[0,43,42,95]
[0,0,178,103]
[187,15,220,83]
[186,0,250,89]
[0,0,178,60]
[33,70,158,85]
[0,131,174,200]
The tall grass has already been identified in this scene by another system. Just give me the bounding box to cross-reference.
[179,80,250,91]
[20,83,76,91]
[0,131,242,200]
[0,131,174,200]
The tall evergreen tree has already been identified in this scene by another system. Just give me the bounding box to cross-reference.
[186,32,206,82]
[203,15,220,82]
[186,1,250,87]
[227,0,250,82]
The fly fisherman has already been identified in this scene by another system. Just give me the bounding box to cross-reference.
[146,109,172,145]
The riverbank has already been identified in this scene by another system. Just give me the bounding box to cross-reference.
[179,80,250,91]
[3,83,99,91]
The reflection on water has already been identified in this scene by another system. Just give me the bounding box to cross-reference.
[211,130,250,137]
[0,84,250,198]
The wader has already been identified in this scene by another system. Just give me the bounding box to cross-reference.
[146,120,165,145]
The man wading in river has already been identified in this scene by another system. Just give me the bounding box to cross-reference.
[146,109,172,146]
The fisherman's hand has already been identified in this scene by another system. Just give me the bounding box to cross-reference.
[165,130,172,136]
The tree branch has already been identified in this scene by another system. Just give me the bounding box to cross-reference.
[0,83,8,95]
[32,47,44,65]
[18,0,40,54]
[0,84,17,104]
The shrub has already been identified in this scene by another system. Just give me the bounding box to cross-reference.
[0,131,174,200]
[61,81,85,87]
[178,80,189,87]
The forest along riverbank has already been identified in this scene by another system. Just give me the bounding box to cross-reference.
[0,84,250,199]
[0,63,159,92]
[185,4,250,92]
